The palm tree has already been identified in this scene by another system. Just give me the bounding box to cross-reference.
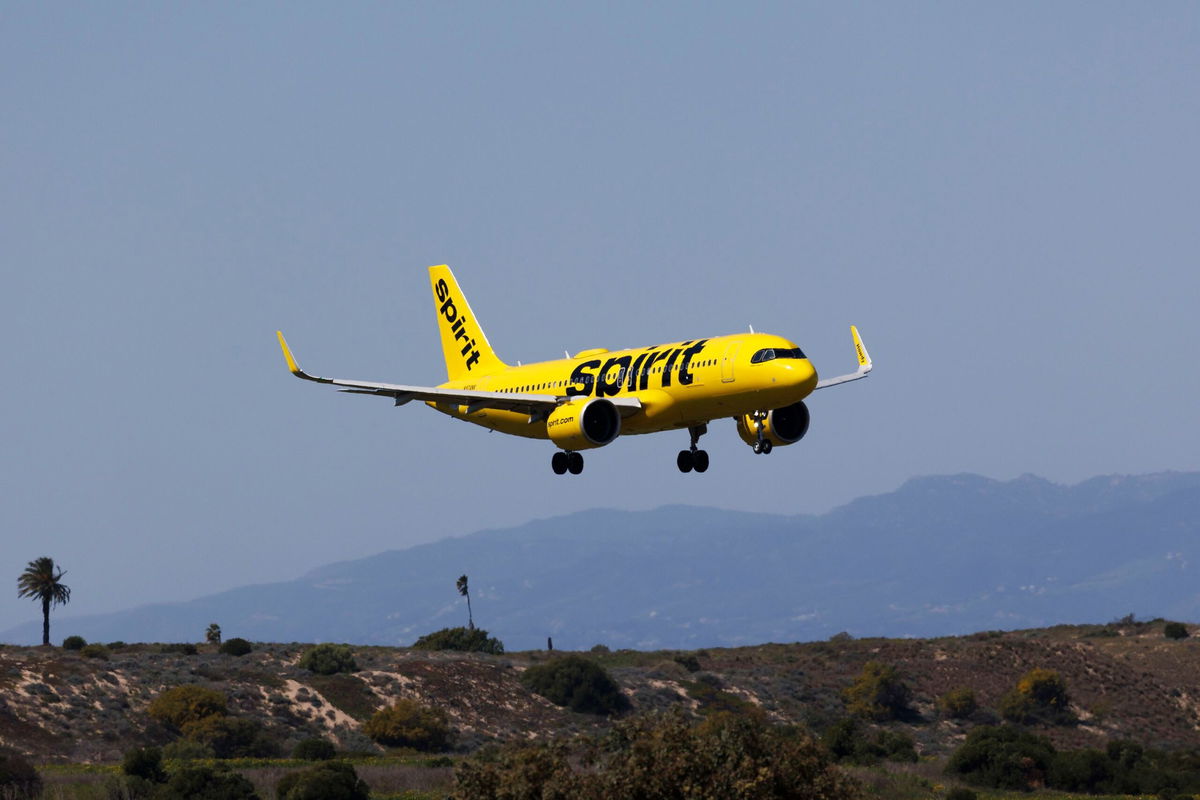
[205,623,222,644]
[456,574,474,629]
[17,557,71,646]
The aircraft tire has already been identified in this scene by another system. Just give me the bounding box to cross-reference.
[677,450,694,473]
[552,452,569,475]
[761,441,773,454]
[693,450,709,473]
[752,441,763,454]
[567,452,584,475]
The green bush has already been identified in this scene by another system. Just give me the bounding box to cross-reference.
[62,635,87,650]
[1165,622,1190,640]
[411,626,504,654]
[0,751,43,800]
[821,719,916,765]
[938,687,977,719]
[999,668,1073,725]
[292,737,337,761]
[363,700,454,751]
[220,637,253,656]
[275,761,370,800]
[107,640,128,650]
[81,643,110,660]
[945,725,1056,791]
[147,684,228,731]
[122,746,166,783]
[673,654,701,673]
[843,661,912,721]
[520,654,629,716]
[298,643,358,675]
[157,764,259,799]
[454,711,863,799]
[160,642,198,655]
[182,715,279,758]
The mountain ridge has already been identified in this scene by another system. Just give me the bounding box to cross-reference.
[4,471,1199,649]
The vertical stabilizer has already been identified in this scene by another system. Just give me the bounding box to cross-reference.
[428,265,507,381]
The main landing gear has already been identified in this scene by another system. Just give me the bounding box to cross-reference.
[677,424,709,473]
[749,410,773,455]
[551,451,584,475]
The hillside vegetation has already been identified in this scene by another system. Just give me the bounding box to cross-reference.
[2,620,1198,768]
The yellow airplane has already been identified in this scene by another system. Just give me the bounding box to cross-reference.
[277,265,872,475]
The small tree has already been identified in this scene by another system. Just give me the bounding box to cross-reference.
[945,725,1056,791]
[0,752,43,800]
[16,556,71,646]
[293,738,337,761]
[181,715,277,758]
[157,764,257,800]
[122,746,166,783]
[520,655,629,715]
[363,700,454,751]
[844,661,912,721]
[206,623,222,644]
[1164,622,1189,640]
[299,643,358,675]
[457,574,474,629]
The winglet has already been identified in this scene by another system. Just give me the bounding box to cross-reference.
[851,325,872,374]
[276,331,332,383]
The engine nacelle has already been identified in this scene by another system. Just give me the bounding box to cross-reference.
[546,398,621,451]
[736,400,810,448]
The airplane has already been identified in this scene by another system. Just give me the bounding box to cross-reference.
[277,265,872,475]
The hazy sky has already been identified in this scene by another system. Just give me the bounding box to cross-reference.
[3,4,1198,635]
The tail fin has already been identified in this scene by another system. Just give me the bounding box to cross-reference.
[428,265,508,380]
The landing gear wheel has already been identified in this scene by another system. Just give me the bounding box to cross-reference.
[761,441,773,455]
[677,450,694,473]
[567,451,584,475]
[752,441,764,454]
[551,452,568,475]
[693,450,709,473]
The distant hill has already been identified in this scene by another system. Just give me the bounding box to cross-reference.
[4,472,1199,649]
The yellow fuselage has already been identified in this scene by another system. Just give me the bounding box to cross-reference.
[427,332,818,438]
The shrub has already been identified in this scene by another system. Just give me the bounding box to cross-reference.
[162,738,216,761]
[275,761,370,800]
[1165,622,1189,640]
[823,718,883,764]
[945,725,1056,790]
[107,641,128,650]
[454,710,863,799]
[147,684,228,731]
[946,789,977,800]
[673,654,701,673]
[520,654,630,716]
[122,746,166,783]
[157,764,258,800]
[411,626,504,654]
[939,687,978,719]
[299,643,358,675]
[160,643,198,655]
[62,635,87,650]
[293,737,337,761]
[182,715,279,758]
[81,643,110,660]
[843,661,912,721]
[0,751,43,800]
[999,668,1073,725]
[363,700,454,751]
[590,644,611,654]
[220,637,253,656]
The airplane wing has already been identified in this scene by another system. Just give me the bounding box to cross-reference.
[276,332,642,419]
[814,325,873,390]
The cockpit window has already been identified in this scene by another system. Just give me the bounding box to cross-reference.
[750,347,806,364]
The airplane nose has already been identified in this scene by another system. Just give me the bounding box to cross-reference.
[797,359,818,392]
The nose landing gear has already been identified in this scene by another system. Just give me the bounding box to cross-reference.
[552,451,584,475]
[677,424,709,473]
[749,411,773,455]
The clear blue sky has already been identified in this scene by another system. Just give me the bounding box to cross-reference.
[3,3,1198,635]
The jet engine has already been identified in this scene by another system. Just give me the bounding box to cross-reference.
[546,398,621,451]
[736,400,810,448]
